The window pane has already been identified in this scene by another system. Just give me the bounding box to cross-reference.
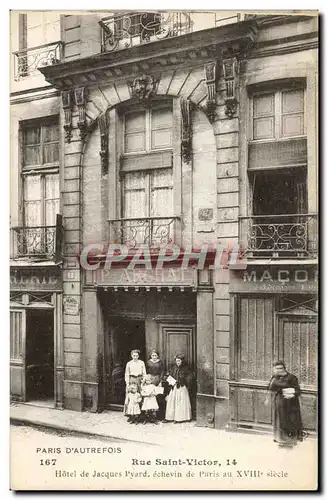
[125,132,146,153]
[43,143,59,163]
[151,129,172,149]
[282,90,304,114]
[125,111,145,133]
[24,127,40,145]
[124,172,147,218]
[45,173,59,199]
[45,199,59,226]
[151,107,173,129]
[24,201,42,226]
[24,145,41,165]
[253,117,274,139]
[43,123,59,143]
[151,169,173,217]
[253,94,274,117]
[282,114,304,137]
[24,175,41,201]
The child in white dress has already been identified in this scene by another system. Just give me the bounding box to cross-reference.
[124,383,142,424]
[141,374,159,424]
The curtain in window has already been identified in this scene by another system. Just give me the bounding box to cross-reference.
[24,175,42,227]
[123,172,147,245]
[151,168,173,245]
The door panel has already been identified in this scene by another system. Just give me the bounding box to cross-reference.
[278,316,317,431]
[161,324,195,372]
[10,309,26,400]
[231,296,318,432]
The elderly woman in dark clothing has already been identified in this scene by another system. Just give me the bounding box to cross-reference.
[165,354,192,423]
[146,350,165,420]
[267,360,303,447]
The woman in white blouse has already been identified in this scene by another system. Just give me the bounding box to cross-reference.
[124,349,146,391]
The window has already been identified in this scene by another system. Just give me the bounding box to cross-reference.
[23,173,60,227]
[23,120,59,168]
[20,12,60,49]
[118,103,175,246]
[252,89,305,141]
[22,118,60,227]
[124,105,173,153]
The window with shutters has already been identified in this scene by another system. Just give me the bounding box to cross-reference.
[251,88,305,141]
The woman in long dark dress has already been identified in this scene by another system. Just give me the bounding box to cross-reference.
[268,360,303,447]
[165,355,192,423]
[146,350,165,420]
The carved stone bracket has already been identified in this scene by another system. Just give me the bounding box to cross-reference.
[180,98,192,164]
[204,62,218,123]
[61,90,73,143]
[221,54,239,119]
[127,74,158,101]
[98,110,110,176]
[74,87,88,141]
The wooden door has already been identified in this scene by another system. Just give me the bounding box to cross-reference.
[161,324,195,373]
[161,323,196,415]
[231,297,318,433]
[277,314,317,431]
[10,309,26,401]
[230,297,274,431]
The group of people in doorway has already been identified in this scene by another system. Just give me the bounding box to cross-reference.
[123,349,193,424]
[122,351,305,444]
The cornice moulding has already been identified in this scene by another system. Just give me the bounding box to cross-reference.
[39,19,258,89]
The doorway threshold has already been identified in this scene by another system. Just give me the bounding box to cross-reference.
[24,400,56,409]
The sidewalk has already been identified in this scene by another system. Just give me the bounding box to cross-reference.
[10,402,316,451]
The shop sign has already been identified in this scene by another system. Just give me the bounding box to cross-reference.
[63,296,80,315]
[87,267,197,288]
[10,268,62,291]
[230,267,318,293]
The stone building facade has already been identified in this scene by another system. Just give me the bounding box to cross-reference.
[10,12,318,433]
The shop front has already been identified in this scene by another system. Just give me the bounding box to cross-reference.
[10,266,63,407]
[229,265,318,434]
[83,266,215,425]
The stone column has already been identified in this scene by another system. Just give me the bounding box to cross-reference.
[196,269,215,427]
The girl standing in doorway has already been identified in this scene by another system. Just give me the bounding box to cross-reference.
[165,354,192,423]
[124,349,146,392]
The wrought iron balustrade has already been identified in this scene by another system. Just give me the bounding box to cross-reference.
[239,214,318,258]
[13,41,63,80]
[10,226,57,259]
[100,12,193,52]
[108,216,179,248]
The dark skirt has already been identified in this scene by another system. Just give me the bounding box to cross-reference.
[273,394,303,445]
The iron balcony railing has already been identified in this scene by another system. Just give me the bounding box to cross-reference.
[239,214,318,259]
[100,12,194,52]
[13,41,64,80]
[108,216,180,248]
[10,226,57,259]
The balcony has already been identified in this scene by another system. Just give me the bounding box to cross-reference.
[13,41,64,81]
[100,12,246,52]
[108,216,180,249]
[239,214,318,259]
[10,226,57,260]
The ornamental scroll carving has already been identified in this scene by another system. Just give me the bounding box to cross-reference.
[61,90,73,143]
[98,110,110,176]
[180,98,192,165]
